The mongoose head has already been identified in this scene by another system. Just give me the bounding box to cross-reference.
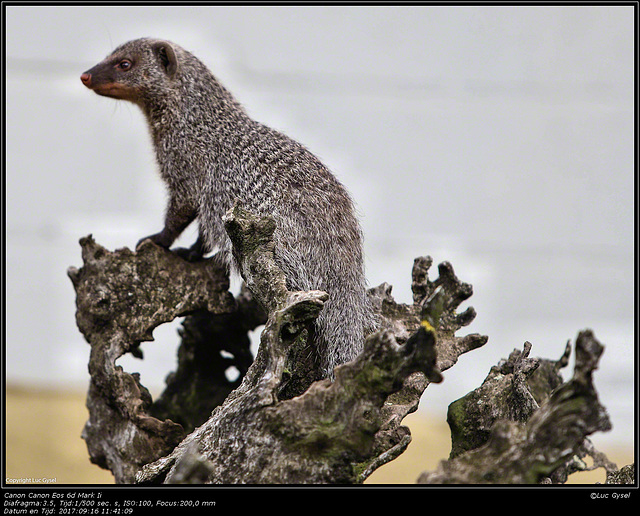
[81,38,180,105]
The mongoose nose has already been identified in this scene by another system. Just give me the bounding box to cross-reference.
[80,73,91,87]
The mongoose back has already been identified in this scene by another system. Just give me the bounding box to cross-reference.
[81,38,375,378]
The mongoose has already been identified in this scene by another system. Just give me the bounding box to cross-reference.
[81,38,375,378]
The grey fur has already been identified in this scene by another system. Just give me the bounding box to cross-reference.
[82,38,376,377]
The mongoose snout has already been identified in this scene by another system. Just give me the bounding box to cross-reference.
[82,38,377,378]
[80,59,140,102]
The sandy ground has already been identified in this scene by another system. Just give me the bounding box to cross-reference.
[4,386,633,486]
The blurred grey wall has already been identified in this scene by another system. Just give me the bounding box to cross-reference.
[5,5,635,449]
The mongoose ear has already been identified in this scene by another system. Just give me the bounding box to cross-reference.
[153,41,178,78]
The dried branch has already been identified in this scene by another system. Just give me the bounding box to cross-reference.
[67,236,236,483]
[418,330,617,484]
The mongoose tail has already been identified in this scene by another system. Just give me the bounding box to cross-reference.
[81,38,376,378]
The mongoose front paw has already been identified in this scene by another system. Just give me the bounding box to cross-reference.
[136,233,171,251]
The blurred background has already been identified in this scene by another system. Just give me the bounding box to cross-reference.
[4,5,636,484]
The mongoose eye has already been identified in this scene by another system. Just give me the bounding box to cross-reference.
[118,60,132,71]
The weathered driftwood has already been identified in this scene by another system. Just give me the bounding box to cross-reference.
[67,235,239,483]
[68,205,486,484]
[69,205,632,485]
[417,330,619,484]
